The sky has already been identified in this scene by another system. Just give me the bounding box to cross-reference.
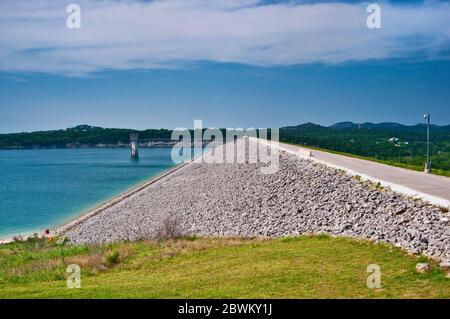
[0,0,449,133]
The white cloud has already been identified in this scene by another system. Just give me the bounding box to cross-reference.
[0,0,449,75]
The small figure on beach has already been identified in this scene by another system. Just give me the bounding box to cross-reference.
[43,229,54,242]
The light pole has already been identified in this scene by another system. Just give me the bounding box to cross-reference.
[423,113,431,173]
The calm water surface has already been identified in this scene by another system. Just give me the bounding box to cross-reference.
[0,148,177,238]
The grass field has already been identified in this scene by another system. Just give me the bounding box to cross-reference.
[0,235,449,299]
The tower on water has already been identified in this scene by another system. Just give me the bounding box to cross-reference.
[130,133,139,158]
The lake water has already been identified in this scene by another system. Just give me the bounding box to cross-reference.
[0,148,178,239]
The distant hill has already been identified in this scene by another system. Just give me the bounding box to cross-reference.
[1,122,449,149]
[329,121,450,132]
[0,125,172,149]
[282,122,326,130]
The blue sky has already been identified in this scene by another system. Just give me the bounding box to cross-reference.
[0,0,449,132]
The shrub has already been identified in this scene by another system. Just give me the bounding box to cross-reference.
[105,251,120,266]
[438,206,449,213]
[13,235,24,242]
[155,215,183,240]
[54,235,69,246]
[184,235,199,241]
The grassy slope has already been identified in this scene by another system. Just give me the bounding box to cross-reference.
[281,141,450,177]
[1,235,449,299]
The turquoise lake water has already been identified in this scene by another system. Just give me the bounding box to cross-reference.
[0,148,177,239]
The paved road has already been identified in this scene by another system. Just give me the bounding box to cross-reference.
[274,141,450,206]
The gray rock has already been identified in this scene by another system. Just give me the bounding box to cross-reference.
[416,263,430,273]
[440,260,450,269]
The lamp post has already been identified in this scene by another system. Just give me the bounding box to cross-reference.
[423,113,431,173]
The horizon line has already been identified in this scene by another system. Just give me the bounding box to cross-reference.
[1,121,449,135]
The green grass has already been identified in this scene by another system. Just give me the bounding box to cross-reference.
[282,141,450,177]
[0,235,449,298]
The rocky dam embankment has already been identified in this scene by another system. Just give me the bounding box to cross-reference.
[64,139,450,263]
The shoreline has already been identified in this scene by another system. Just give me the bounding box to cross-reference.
[0,162,186,244]
[56,147,210,236]
[56,160,193,235]
[0,149,207,245]
[0,170,175,242]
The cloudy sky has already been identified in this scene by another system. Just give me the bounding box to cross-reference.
[0,0,449,132]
